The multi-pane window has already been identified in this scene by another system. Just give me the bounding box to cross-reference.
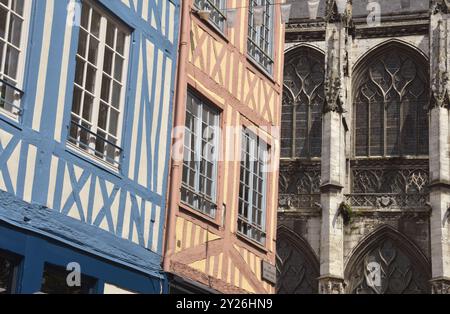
[69,1,130,168]
[282,49,324,158]
[248,0,274,73]
[0,0,26,119]
[238,129,268,245]
[354,46,429,157]
[194,0,226,32]
[0,250,19,294]
[181,91,220,218]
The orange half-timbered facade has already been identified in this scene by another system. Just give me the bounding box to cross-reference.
[164,0,285,294]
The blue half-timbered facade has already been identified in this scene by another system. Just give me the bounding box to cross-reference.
[0,0,179,294]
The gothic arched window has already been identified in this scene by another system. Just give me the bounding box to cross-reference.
[354,44,429,157]
[276,227,319,294]
[281,47,324,159]
[345,225,431,294]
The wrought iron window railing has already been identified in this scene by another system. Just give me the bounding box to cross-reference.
[194,0,226,32]
[0,78,24,119]
[68,119,122,168]
[345,159,429,209]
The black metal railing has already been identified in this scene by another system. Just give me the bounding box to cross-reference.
[68,120,122,168]
[0,78,24,118]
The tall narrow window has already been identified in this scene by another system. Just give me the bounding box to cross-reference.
[248,0,274,74]
[69,1,130,168]
[181,91,220,218]
[281,48,324,158]
[194,0,226,32]
[0,0,27,119]
[238,129,268,245]
[354,45,429,157]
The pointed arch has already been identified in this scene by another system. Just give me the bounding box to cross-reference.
[276,226,319,294]
[344,225,431,294]
[282,46,325,159]
[352,41,429,157]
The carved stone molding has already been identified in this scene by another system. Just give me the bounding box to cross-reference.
[279,161,321,210]
[325,0,353,27]
[347,159,429,209]
[323,0,353,114]
[430,277,450,294]
[318,276,346,294]
[431,0,450,14]
[323,28,345,114]
[430,15,450,109]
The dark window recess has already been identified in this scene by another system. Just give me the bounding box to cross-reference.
[281,48,324,159]
[40,263,97,294]
[0,251,20,294]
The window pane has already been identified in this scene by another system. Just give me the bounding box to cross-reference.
[114,55,123,81]
[74,57,85,86]
[103,48,113,75]
[106,22,115,48]
[8,13,22,47]
[88,37,99,65]
[100,75,111,102]
[90,10,101,38]
[98,102,108,130]
[116,31,125,55]
[77,30,88,58]
[71,86,83,115]
[0,7,7,39]
[80,4,89,29]
[4,46,19,79]
[85,64,96,93]
[12,0,24,15]
[109,108,119,135]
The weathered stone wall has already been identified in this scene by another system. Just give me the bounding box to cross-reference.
[276,0,450,294]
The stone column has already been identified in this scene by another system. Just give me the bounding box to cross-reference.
[319,0,352,294]
[429,1,450,294]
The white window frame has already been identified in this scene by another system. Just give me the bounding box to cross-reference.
[238,128,268,245]
[181,90,220,218]
[67,0,131,169]
[0,0,32,121]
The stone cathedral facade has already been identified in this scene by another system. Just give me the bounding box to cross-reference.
[277,0,450,294]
